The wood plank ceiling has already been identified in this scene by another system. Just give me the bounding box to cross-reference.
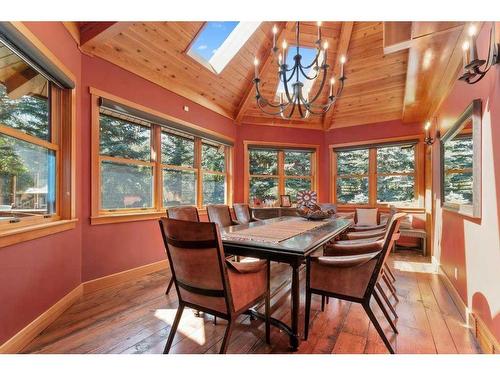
[76,21,467,130]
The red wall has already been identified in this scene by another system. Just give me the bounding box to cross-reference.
[432,23,500,342]
[0,22,83,345]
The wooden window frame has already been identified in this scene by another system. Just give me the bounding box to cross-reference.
[330,135,425,209]
[243,141,319,205]
[90,88,234,225]
[0,26,77,248]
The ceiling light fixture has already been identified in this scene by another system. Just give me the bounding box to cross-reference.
[459,22,499,84]
[252,22,346,119]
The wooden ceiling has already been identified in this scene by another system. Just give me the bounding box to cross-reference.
[67,21,469,130]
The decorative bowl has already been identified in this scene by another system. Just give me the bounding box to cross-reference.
[297,207,332,221]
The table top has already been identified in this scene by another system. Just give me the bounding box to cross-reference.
[221,216,351,257]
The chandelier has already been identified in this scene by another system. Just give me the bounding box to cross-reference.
[252,22,346,119]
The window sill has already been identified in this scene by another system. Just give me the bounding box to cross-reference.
[91,211,166,225]
[0,219,78,248]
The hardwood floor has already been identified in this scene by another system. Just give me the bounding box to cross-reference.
[23,251,481,354]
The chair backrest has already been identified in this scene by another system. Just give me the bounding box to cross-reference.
[233,203,252,224]
[364,212,406,298]
[166,206,200,222]
[158,218,233,315]
[207,204,234,228]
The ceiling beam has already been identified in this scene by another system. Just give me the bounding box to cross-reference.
[80,22,134,48]
[234,22,288,124]
[63,22,80,45]
[324,21,354,129]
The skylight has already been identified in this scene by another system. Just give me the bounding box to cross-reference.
[188,21,261,74]
[276,45,324,101]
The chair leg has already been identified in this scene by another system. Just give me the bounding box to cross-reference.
[376,282,398,319]
[326,296,329,304]
[373,289,398,334]
[219,319,236,354]
[265,260,271,344]
[384,263,396,283]
[165,277,174,295]
[321,295,325,312]
[214,316,217,325]
[362,302,395,354]
[382,273,399,302]
[163,304,184,354]
[304,290,312,340]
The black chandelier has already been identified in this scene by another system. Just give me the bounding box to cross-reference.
[459,22,499,84]
[252,22,346,119]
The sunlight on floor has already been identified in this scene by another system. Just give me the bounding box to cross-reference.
[393,260,438,274]
[154,308,207,345]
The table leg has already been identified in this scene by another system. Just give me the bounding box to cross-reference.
[290,262,300,351]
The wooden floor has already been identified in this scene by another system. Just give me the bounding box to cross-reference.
[23,251,481,354]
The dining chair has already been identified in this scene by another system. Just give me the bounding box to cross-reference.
[233,203,259,225]
[304,213,406,353]
[207,204,239,227]
[158,218,271,354]
[164,206,200,295]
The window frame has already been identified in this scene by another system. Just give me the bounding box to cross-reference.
[330,136,425,209]
[243,141,319,205]
[90,88,233,225]
[0,25,77,248]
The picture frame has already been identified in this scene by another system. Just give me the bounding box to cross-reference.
[280,194,291,207]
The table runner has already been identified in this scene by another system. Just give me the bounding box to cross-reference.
[222,218,330,243]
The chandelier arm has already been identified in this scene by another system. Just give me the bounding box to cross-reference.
[256,98,290,116]
[282,70,296,103]
[474,24,496,74]
[301,48,323,70]
[308,67,329,103]
[298,64,321,80]
[303,96,335,115]
[255,78,291,108]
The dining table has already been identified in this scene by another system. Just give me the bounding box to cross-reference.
[220,216,351,351]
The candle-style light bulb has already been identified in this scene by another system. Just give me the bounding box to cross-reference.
[468,24,478,62]
[254,57,259,78]
[425,121,431,141]
[340,55,346,78]
[282,39,287,51]
[462,41,470,68]
[329,77,335,96]
[272,25,278,48]
[317,21,322,41]
[278,53,283,66]
[323,41,329,50]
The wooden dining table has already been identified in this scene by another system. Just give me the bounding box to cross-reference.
[220,216,351,351]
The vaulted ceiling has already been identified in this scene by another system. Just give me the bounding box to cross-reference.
[67,21,471,130]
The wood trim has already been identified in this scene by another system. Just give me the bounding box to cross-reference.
[80,22,133,48]
[0,124,59,151]
[438,266,469,321]
[0,284,83,353]
[90,211,166,225]
[0,219,78,248]
[89,87,235,143]
[82,260,168,294]
[90,94,101,218]
[62,22,80,45]
[329,134,424,149]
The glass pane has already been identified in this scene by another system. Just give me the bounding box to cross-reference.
[0,133,55,221]
[249,149,278,175]
[163,169,196,207]
[202,173,225,205]
[444,137,473,170]
[377,175,416,204]
[444,172,473,204]
[336,149,369,175]
[249,177,278,203]
[377,145,415,173]
[201,142,225,172]
[100,161,153,209]
[285,178,312,202]
[99,114,151,161]
[0,42,50,140]
[189,22,239,61]
[336,177,369,204]
[161,132,194,167]
[284,151,312,176]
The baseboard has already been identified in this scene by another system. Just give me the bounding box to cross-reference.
[439,266,500,354]
[0,259,168,354]
[0,284,83,354]
[82,259,168,294]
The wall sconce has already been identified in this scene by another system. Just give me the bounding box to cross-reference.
[459,22,499,84]
[424,120,439,145]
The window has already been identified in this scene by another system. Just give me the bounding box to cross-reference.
[246,144,317,205]
[92,93,232,223]
[187,22,261,74]
[332,140,423,207]
[443,135,473,205]
[0,37,74,237]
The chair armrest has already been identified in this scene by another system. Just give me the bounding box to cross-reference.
[324,239,384,256]
[226,259,267,274]
[350,224,386,232]
[313,251,380,268]
[346,230,385,240]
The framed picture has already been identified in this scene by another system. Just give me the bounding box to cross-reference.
[280,194,291,207]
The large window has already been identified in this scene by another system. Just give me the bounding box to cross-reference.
[332,141,422,207]
[443,135,473,205]
[0,37,74,236]
[246,145,316,205]
[93,97,232,222]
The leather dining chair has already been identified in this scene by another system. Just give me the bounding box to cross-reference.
[207,204,239,227]
[164,206,200,295]
[233,203,259,225]
[304,213,406,353]
[158,218,271,354]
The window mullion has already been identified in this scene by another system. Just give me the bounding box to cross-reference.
[195,137,203,208]
[369,148,377,206]
[278,150,285,196]
[153,125,162,211]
